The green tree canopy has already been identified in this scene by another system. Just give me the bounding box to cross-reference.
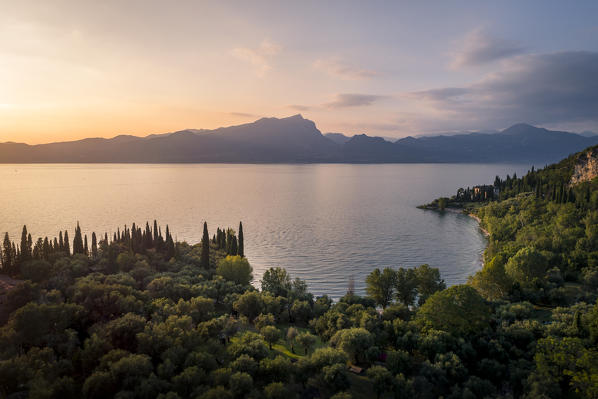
[365,267,396,309]
[416,285,491,335]
[216,255,253,285]
[330,328,374,363]
[261,267,292,297]
[505,247,547,285]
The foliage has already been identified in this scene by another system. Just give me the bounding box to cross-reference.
[416,285,491,335]
[216,255,253,285]
[0,145,597,399]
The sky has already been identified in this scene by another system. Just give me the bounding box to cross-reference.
[1,0,598,144]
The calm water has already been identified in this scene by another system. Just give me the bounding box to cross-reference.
[0,163,531,299]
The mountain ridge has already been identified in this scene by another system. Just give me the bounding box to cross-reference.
[2,115,598,164]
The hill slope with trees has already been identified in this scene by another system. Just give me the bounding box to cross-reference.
[0,146,597,398]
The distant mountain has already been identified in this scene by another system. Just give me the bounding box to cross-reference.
[324,132,352,145]
[0,115,339,163]
[390,123,598,163]
[579,131,598,138]
[1,118,597,164]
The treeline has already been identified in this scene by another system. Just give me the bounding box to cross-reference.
[451,146,598,211]
[365,264,446,309]
[0,217,597,398]
[0,221,245,278]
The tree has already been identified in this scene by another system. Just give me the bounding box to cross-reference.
[201,222,210,268]
[229,372,253,398]
[261,325,281,349]
[366,267,396,308]
[438,197,448,210]
[264,382,292,399]
[395,268,418,306]
[330,328,373,363]
[73,223,85,255]
[91,233,98,258]
[2,232,13,274]
[366,366,394,399]
[415,264,445,305]
[228,331,269,361]
[226,228,237,256]
[164,226,175,259]
[416,285,491,335]
[199,386,233,399]
[468,255,512,300]
[254,313,276,330]
[20,225,31,263]
[238,222,244,257]
[261,267,292,297]
[322,363,351,394]
[286,327,299,353]
[216,255,253,285]
[233,291,264,321]
[296,331,317,355]
[291,300,312,324]
[64,230,70,255]
[505,247,547,285]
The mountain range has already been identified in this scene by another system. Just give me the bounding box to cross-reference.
[2,115,598,164]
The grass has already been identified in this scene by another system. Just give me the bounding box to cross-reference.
[230,323,327,360]
[271,325,326,359]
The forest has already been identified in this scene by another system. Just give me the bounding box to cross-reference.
[0,147,597,398]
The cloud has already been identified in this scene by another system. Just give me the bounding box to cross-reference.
[451,28,525,68]
[411,51,598,130]
[313,57,378,79]
[229,112,259,118]
[230,39,282,77]
[288,104,311,111]
[325,93,387,108]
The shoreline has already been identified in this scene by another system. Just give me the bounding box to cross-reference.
[418,205,490,237]
[467,213,490,237]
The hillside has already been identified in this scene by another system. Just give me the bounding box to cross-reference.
[1,144,597,397]
[2,117,598,163]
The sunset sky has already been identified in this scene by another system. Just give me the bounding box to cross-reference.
[1,1,598,144]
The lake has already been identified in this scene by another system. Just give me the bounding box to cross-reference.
[0,163,531,299]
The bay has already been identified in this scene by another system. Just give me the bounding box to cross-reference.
[0,163,531,299]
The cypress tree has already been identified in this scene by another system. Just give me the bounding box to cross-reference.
[220,228,226,249]
[59,231,64,251]
[238,221,244,257]
[131,223,137,253]
[27,234,32,258]
[230,236,238,256]
[200,222,210,269]
[155,227,164,251]
[64,231,70,255]
[20,226,31,262]
[144,222,153,249]
[2,233,12,274]
[73,223,84,255]
[91,232,98,258]
[165,226,175,260]
[153,220,159,244]
[11,243,17,274]
[84,235,89,256]
[33,238,43,259]
[43,237,51,260]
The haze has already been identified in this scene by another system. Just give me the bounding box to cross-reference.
[1,1,598,144]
